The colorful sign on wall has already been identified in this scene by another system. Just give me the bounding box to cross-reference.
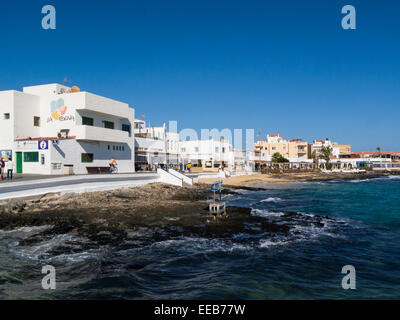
[47,98,75,123]
[0,150,12,160]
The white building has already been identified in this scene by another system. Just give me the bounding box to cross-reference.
[0,84,135,175]
[133,119,180,170]
[179,139,234,171]
[312,139,340,158]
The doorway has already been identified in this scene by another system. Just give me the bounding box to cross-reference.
[16,152,23,173]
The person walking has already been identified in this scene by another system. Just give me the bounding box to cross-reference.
[187,162,192,173]
[0,157,4,181]
[5,159,13,180]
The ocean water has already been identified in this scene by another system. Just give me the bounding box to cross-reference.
[1,177,399,299]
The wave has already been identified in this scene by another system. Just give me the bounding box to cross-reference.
[149,237,253,254]
[10,233,102,264]
[251,208,350,248]
[252,208,284,217]
[0,225,53,239]
[260,197,283,203]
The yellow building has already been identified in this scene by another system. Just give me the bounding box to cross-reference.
[332,143,351,156]
[255,135,309,161]
[288,139,309,159]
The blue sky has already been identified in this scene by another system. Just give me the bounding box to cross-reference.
[0,0,399,151]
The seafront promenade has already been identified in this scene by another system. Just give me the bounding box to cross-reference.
[0,173,159,201]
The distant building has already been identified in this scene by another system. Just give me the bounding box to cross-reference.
[254,134,309,162]
[133,120,179,170]
[179,139,234,172]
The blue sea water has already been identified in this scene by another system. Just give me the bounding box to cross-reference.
[0,177,399,299]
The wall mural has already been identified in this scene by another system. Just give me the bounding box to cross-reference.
[47,98,75,123]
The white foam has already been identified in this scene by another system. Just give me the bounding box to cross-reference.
[10,233,93,263]
[150,237,252,253]
[251,208,284,217]
[0,225,52,239]
[260,197,283,203]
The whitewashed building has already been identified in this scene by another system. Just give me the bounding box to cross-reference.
[311,139,340,158]
[179,139,234,171]
[0,84,135,175]
[133,119,180,170]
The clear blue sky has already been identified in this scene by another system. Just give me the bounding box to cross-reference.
[1,0,399,151]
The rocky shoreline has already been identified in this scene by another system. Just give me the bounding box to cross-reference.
[0,183,325,249]
[0,173,394,250]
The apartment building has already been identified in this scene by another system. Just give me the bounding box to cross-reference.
[179,139,234,172]
[254,134,309,162]
[311,139,340,158]
[133,120,180,170]
[0,84,135,174]
[332,143,352,156]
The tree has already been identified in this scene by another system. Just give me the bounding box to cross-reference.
[376,147,381,158]
[311,150,319,168]
[319,146,333,170]
[272,152,289,163]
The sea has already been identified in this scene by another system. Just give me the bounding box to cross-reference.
[1,176,399,299]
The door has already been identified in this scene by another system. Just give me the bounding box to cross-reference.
[16,152,23,173]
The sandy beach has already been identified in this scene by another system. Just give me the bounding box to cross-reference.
[199,171,393,187]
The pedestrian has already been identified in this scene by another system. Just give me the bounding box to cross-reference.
[187,162,192,173]
[0,157,4,180]
[5,159,13,180]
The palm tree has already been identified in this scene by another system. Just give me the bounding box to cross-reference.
[376,147,381,158]
[311,150,318,169]
[319,146,333,170]
[272,152,289,163]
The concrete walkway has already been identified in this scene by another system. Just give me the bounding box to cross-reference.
[0,173,159,201]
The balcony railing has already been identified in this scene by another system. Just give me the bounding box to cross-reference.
[75,125,130,143]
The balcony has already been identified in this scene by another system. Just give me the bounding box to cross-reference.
[75,125,130,143]
[73,92,133,120]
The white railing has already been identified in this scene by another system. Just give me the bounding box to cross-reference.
[168,169,194,185]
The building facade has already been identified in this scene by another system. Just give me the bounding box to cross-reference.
[179,139,234,172]
[0,84,135,175]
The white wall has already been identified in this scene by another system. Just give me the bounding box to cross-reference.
[1,84,135,175]
[179,139,234,167]
[0,91,15,154]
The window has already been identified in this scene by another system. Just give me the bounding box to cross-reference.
[81,153,94,163]
[122,124,131,134]
[195,147,199,153]
[34,116,40,127]
[181,148,186,152]
[24,152,39,162]
[272,147,276,151]
[82,116,94,126]
[108,145,110,150]
[4,113,10,120]
[222,147,225,153]
[103,121,114,129]
[215,147,219,152]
